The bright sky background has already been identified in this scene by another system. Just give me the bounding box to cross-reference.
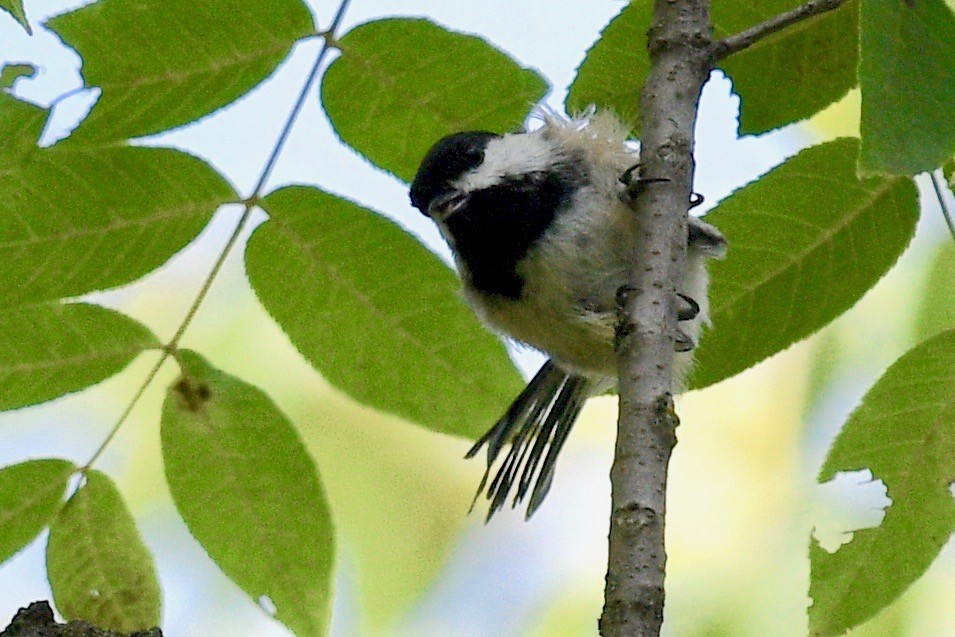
[1,1,953,636]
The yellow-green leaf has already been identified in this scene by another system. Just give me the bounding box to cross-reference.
[322,18,548,182]
[567,0,857,135]
[0,91,46,162]
[46,470,161,632]
[691,139,918,388]
[162,350,334,637]
[248,186,522,439]
[46,0,315,142]
[0,459,75,564]
[859,0,955,174]
[718,0,858,135]
[943,155,954,189]
[0,302,158,411]
[0,0,30,34]
[1,144,235,308]
[0,63,35,89]
[914,241,955,341]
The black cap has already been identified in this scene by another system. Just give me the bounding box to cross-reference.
[409,131,500,214]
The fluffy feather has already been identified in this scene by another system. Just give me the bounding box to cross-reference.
[410,111,726,518]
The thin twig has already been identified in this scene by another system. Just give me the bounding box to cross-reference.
[599,0,714,634]
[929,170,955,241]
[81,204,253,469]
[81,1,352,469]
[712,0,849,61]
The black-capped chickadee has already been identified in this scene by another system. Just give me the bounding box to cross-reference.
[410,112,726,520]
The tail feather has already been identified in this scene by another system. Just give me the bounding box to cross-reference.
[467,360,592,520]
[465,361,563,460]
[525,377,588,518]
[514,373,586,506]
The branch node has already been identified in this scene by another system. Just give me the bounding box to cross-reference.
[612,503,658,538]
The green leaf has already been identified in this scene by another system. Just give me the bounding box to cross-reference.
[47,470,161,632]
[0,0,30,35]
[0,91,46,162]
[0,63,35,89]
[46,0,314,142]
[0,302,158,411]
[567,0,857,135]
[809,329,955,636]
[690,138,918,389]
[0,459,75,564]
[0,144,235,308]
[565,3,650,131]
[162,350,334,637]
[859,0,955,175]
[322,18,548,182]
[914,242,955,342]
[248,186,523,439]
[716,0,859,135]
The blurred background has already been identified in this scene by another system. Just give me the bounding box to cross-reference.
[1,0,953,635]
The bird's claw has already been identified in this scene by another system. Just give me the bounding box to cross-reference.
[618,163,670,203]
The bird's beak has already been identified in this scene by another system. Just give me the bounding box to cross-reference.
[428,191,469,222]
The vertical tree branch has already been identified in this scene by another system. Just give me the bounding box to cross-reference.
[599,0,713,635]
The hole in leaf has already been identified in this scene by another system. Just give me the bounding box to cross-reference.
[257,595,277,617]
[949,481,954,500]
[812,470,890,553]
[89,589,100,598]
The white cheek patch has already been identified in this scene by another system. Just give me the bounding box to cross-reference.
[454,133,560,192]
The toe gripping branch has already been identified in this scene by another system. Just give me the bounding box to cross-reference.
[675,293,700,353]
[615,283,701,354]
[618,163,671,202]
[618,163,706,214]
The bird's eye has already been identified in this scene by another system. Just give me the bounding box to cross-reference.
[428,191,470,221]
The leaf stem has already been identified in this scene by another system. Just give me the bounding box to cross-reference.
[82,203,254,470]
[929,170,955,241]
[82,0,353,470]
[251,0,351,197]
[712,0,849,61]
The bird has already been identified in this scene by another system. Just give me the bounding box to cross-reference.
[409,111,726,520]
